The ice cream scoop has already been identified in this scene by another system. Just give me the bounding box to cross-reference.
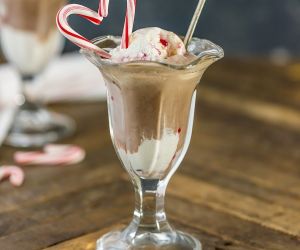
[110,27,186,63]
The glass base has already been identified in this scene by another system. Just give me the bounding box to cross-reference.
[96,229,201,250]
[5,102,75,148]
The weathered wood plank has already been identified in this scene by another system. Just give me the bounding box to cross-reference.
[167,196,300,250]
[0,159,121,213]
[202,59,300,110]
[183,156,300,212]
[169,174,300,236]
[180,96,300,209]
[194,96,300,176]
[0,176,129,237]
[0,187,132,250]
[41,183,300,250]
[199,85,300,132]
[45,221,261,250]
[44,222,128,250]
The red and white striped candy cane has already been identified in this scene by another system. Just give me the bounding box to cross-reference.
[99,0,110,17]
[56,4,111,58]
[0,166,25,187]
[121,0,136,48]
[56,0,136,57]
[14,145,86,166]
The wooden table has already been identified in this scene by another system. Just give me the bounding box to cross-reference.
[1,58,300,250]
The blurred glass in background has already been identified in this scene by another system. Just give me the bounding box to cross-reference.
[0,0,75,147]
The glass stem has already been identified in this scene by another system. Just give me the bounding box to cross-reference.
[132,178,172,233]
[19,74,38,110]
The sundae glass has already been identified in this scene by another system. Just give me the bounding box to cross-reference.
[0,0,75,147]
[81,32,223,249]
[57,0,223,248]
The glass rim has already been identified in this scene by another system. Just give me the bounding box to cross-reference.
[80,35,224,70]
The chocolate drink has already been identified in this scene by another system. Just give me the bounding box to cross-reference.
[83,34,223,179]
[0,0,66,74]
[103,61,201,179]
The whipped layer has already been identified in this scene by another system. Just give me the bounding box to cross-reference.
[117,128,179,178]
[110,27,186,63]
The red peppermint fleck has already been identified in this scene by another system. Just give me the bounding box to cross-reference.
[160,38,168,47]
[177,128,182,134]
[155,48,162,55]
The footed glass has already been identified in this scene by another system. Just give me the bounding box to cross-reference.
[82,36,223,250]
[0,0,75,147]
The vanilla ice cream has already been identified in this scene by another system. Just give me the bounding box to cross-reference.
[110,27,187,63]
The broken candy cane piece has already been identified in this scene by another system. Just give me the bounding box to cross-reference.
[14,144,86,166]
[0,166,25,186]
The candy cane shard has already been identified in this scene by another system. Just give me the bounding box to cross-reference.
[99,0,110,17]
[14,145,86,166]
[56,4,111,58]
[0,166,25,187]
[56,0,136,56]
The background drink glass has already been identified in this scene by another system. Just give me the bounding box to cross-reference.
[82,36,224,249]
[0,0,75,148]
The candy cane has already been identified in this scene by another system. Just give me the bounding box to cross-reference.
[0,166,25,187]
[56,0,136,57]
[56,4,111,58]
[99,0,110,17]
[14,144,86,166]
[121,0,136,48]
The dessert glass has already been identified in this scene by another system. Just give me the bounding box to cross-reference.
[81,36,223,250]
[0,0,75,148]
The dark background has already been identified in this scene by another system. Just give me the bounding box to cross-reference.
[65,0,300,58]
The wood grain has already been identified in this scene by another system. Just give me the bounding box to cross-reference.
[0,58,300,249]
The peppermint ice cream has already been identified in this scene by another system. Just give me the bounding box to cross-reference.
[110,27,193,64]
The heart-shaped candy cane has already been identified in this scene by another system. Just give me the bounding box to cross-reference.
[56,0,136,58]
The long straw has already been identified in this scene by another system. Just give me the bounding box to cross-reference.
[184,0,207,47]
